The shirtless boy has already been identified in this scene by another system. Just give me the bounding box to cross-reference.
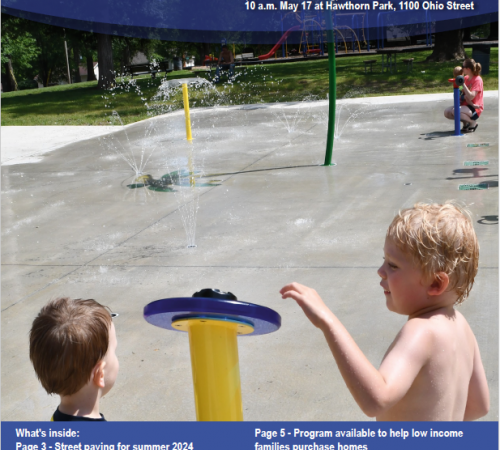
[281,202,489,420]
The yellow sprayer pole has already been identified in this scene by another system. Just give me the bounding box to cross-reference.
[182,83,195,186]
[182,83,193,141]
[185,318,244,421]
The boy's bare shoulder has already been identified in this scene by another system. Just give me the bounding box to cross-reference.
[378,308,477,421]
[408,308,473,334]
[402,308,477,364]
[399,308,476,353]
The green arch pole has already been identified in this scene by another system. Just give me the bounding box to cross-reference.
[324,11,336,166]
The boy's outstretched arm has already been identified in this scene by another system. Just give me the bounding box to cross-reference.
[464,337,489,420]
[280,282,432,417]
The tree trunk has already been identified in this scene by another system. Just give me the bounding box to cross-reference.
[463,27,471,42]
[3,56,18,91]
[97,33,115,89]
[41,66,49,87]
[426,27,466,62]
[198,43,210,66]
[86,52,97,81]
[121,41,131,74]
[73,47,82,83]
[488,22,498,40]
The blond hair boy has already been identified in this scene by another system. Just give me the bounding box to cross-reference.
[281,202,489,420]
[30,297,119,421]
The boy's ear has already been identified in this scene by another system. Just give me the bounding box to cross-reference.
[427,272,450,296]
[91,361,106,389]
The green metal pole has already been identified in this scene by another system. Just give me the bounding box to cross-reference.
[324,12,336,166]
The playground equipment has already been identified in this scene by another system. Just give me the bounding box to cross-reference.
[144,289,281,421]
[274,12,365,59]
[203,55,218,66]
[298,12,325,56]
[448,75,465,136]
[332,13,368,53]
[259,25,301,60]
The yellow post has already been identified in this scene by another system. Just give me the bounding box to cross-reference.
[182,83,195,186]
[182,83,193,141]
[188,148,195,187]
[182,318,246,421]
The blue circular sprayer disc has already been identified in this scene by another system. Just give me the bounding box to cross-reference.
[144,289,281,336]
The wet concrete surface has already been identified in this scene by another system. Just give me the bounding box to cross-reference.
[1,92,498,421]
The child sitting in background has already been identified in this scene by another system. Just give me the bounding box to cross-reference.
[448,64,482,132]
[281,202,489,421]
[30,297,119,421]
[453,66,479,107]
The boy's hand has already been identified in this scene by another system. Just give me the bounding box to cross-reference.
[280,282,333,329]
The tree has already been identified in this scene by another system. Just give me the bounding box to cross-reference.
[198,43,211,66]
[65,28,98,83]
[72,45,82,83]
[1,15,40,91]
[78,31,98,82]
[3,55,18,92]
[488,21,498,40]
[31,24,70,86]
[86,50,97,81]
[112,36,159,73]
[426,27,466,62]
[97,33,115,89]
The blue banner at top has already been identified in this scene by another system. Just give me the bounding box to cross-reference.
[1,0,498,42]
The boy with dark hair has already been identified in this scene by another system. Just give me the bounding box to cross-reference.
[30,297,119,421]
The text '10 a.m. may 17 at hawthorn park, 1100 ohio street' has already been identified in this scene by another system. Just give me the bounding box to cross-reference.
[244,0,477,12]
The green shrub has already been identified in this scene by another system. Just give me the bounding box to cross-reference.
[17,79,38,90]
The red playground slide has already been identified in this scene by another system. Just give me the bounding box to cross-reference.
[258,25,301,61]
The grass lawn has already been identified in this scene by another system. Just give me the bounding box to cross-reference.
[1,48,497,126]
